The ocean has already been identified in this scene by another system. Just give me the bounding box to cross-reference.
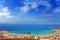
[0,24,60,34]
[0,24,60,30]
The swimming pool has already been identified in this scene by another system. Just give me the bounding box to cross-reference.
[8,29,55,34]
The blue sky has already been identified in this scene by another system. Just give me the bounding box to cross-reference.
[0,0,60,24]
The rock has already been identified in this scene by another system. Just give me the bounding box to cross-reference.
[24,32,30,34]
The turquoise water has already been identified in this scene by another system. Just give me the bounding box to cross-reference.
[8,29,55,34]
[0,24,59,34]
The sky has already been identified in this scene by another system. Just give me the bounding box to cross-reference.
[0,0,60,24]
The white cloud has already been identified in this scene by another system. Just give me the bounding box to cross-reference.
[0,2,14,23]
[0,7,14,18]
[24,1,39,9]
[31,2,38,9]
[44,1,51,8]
[24,2,38,9]
[1,7,8,12]
[20,5,30,13]
[53,7,60,13]
[6,16,14,18]
[18,0,51,14]
[39,1,51,10]
[24,0,51,9]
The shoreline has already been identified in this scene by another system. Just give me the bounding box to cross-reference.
[0,28,60,36]
[0,28,60,40]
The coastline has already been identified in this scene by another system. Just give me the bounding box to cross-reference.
[0,28,60,40]
[0,28,60,36]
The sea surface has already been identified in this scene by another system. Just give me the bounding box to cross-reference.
[0,24,60,30]
[0,24,60,34]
